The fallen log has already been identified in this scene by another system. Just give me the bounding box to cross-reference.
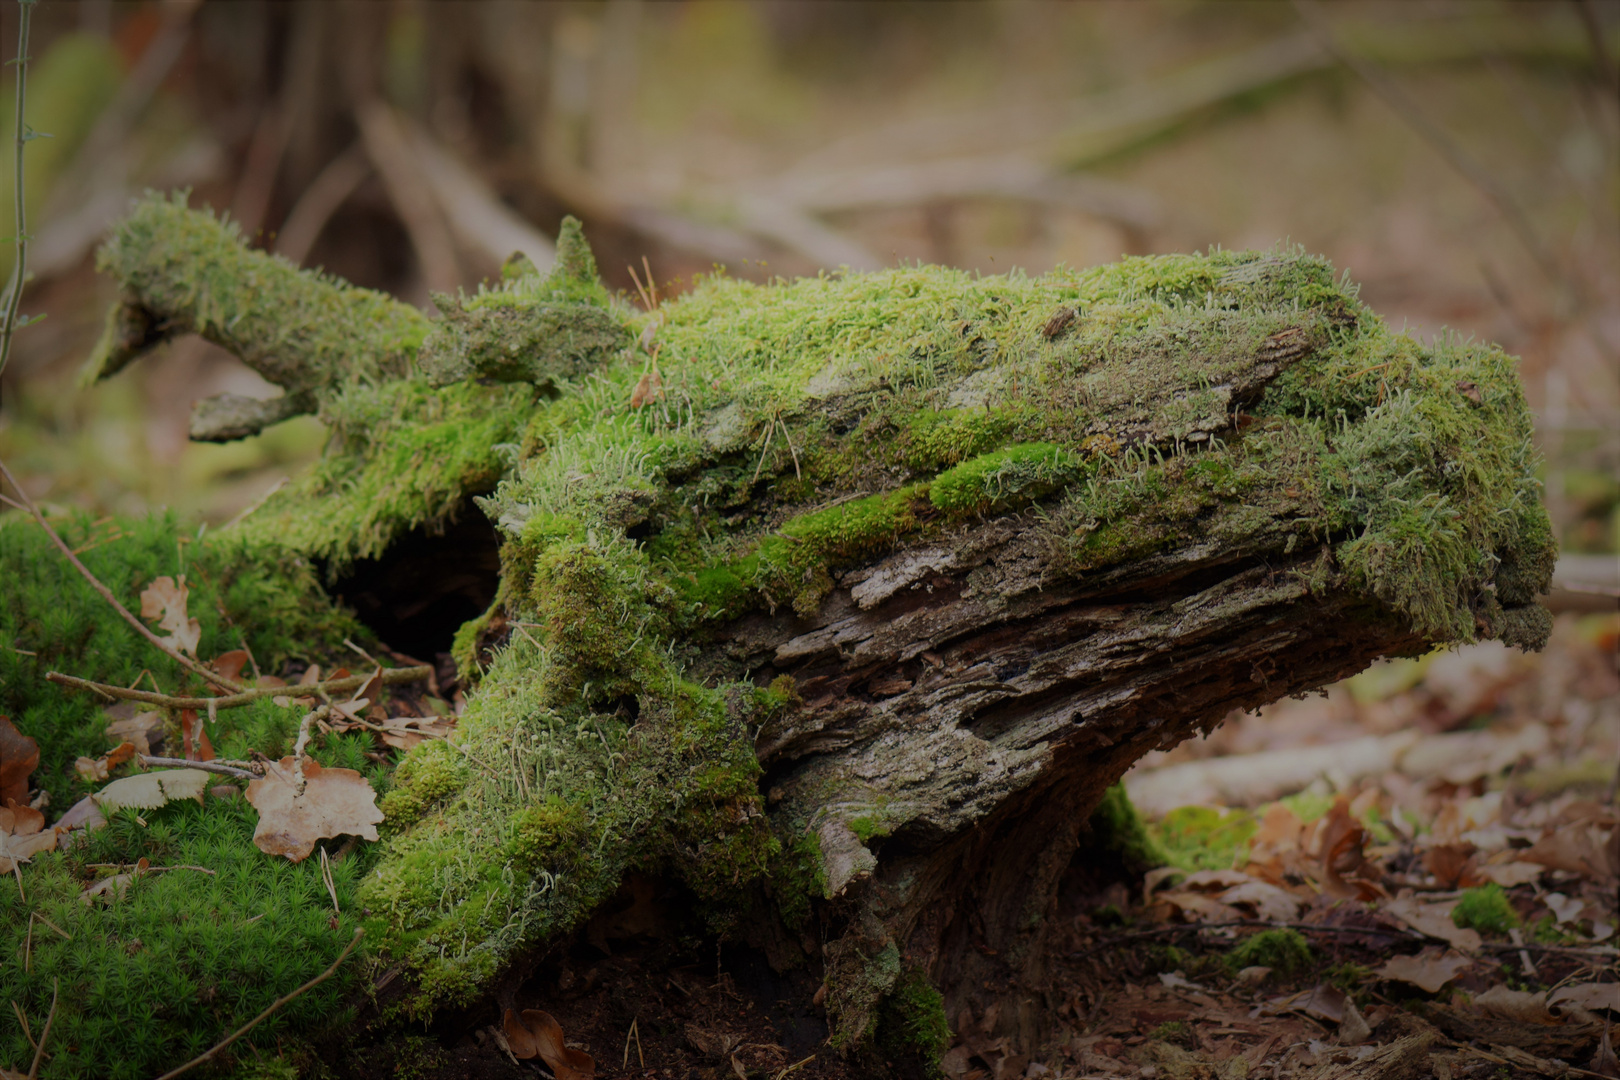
[78,193,1554,1062]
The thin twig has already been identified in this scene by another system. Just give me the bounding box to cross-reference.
[0,0,36,390]
[27,978,56,1080]
[0,460,244,694]
[292,706,330,791]
[46,665,430,711]
[152,928,363,1080]
[1069,916,1620,962]
[1068,919,1426,960]
[10,1001,32,1054]
[1292,0,1567,292]
[137,755,259,781]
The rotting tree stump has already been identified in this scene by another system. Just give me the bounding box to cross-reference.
[79,193,1555,1063]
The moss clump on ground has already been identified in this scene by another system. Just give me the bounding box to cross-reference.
[46,196,1559,1044]
[1,798,372,1080]
[1229,929,1313,975]
[875,967,952,1071]
[1150,805,1259,873]
[0,510,358,810]
[1087,782,1172,872]
[1452,884,1520,936]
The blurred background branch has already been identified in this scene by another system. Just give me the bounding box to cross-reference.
[0,0,1611,579]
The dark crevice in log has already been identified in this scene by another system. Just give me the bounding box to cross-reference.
[325,495,501,659]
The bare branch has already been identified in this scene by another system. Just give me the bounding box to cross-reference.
[45,665,431,711]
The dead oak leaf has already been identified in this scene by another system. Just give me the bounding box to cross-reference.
[503,1008,596,1080]
[1375,948,1473,993]
[106,710,165,756]
[245,757,383,862]
[1381,895,1482,954]
[139,575,201,657]
[211,649,250,682]
[75,741,138,783]
[0,716,39,808]
[0,801,57,874]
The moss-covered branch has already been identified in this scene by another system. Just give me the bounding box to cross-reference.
[80,191,432,437]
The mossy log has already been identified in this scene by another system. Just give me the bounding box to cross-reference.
[74,193,1553,1060]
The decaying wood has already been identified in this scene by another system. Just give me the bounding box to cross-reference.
[73,195,1556,1061]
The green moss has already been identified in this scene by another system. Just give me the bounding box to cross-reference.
[929,442,1083,516]
[0,511,359,810]
[904,407,1017,470]
[1147,1021,1193,1048]
[774,830,828,929]
[1088,783,1171,872]
[876,967,952,1069]
[84,192,429,392]
[1228,929,1312,975]
[1150,805,1258,872]
[1,799,371,1080]
[1452,884,1520,937]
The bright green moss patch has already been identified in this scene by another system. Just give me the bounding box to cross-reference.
[0,510,359,810]
[1150,805,1258,873]
[1229,928,1313,975]
[1,799,370,1080]
[930,442,1083,516]
[359,632,779,1014]
[1452,884,1520,936]
[85,192,430,392]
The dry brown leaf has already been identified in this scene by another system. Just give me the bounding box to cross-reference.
[211,649,250,682]
[0,800,57,873]
[54,794,108,835]
[0,716,39,808]
[106,710,164,756]
[630,370,664,410]
[503,1008,596,1079]
[1424,843,1481,889]
[1217,879,1301,922]
[179,708,216,762]
[245,757,383,862]
[1312,796,1377,900]
[1549,983,1620,1015]
[1374,947,1473,993]
[1382,896,1482,953]
[1476,860,1544,888]
[1178,869,1253,891]
[1524,820,1617,880]
[1156,890,1240,923]
[139,575,201,657]
[1475,985,1556,1025]
[82,858,148,905]
[1258,984,1347,1023]
[1244,802,1307,885]
[76,741,138,783]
